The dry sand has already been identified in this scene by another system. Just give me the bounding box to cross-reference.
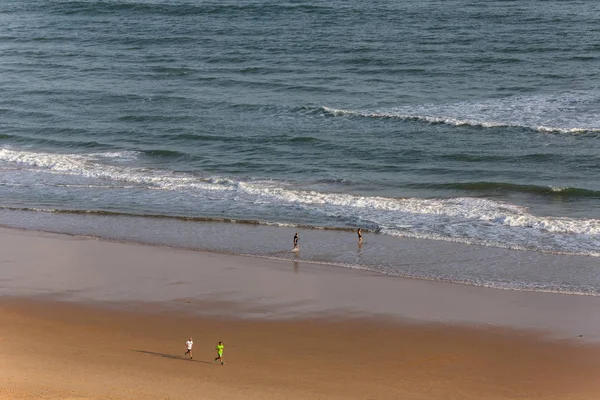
[2,298,600,400]
[2,227,600,399]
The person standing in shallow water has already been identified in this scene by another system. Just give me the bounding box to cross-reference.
[357,228,363,244]
[293,232,299,251]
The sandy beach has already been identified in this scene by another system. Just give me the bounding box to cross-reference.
[3,0,600,398]
[2,227,600,399]
[3,299,600,400]
[3,297,600,400]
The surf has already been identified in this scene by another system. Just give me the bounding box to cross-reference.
[1,147,599,257]
[314,90,600,134]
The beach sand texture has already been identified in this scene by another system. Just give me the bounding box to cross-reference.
[2,228,600,399]
[3,299,600,400]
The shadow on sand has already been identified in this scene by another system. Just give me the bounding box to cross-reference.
[132,349,213,365]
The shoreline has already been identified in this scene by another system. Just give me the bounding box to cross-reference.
[3,222,598,299]
[2,226,600,340]
[2,209,600,297]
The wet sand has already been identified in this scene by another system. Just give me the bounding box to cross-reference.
[2,227,600,399]
[2,227,600,338]
[3,208,600,298]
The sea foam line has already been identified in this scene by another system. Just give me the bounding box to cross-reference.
[318,90,600,134]
[1,148,600,255]
[320,106,600,134]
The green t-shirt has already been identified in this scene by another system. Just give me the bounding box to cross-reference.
[216,344,224,354]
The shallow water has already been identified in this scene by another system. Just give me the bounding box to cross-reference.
[2,209,600,296]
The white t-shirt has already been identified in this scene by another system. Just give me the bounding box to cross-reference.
[186,340,193,350]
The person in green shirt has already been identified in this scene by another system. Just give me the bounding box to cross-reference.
[215,341,224,365]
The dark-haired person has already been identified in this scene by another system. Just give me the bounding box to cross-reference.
[215,341,224,365]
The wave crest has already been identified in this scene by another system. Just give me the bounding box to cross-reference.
[315,91,600,134]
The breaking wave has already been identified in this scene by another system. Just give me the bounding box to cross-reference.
[314,90,600,134]
[1,148,599,257]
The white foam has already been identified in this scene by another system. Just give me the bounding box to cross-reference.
[322,90,600,134]
[0,148,233,192]
[1,147,599,256]
[86,151,140,160]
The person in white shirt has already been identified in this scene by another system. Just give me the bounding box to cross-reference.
[184,338,193,360]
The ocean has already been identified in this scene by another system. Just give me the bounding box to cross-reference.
[1,0,599,294]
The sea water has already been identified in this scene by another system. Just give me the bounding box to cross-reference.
[1,0,599,293]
